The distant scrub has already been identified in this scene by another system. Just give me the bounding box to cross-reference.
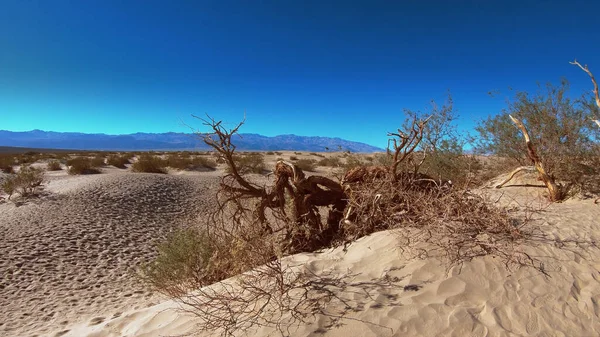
[165,153,217,171]
[295,158,317,172]
[46,160,62,171]
[107,154,131,169]
[0,155,15,173]
[227,153,265,174]
[132,155,168,174]
[67,157,102,175]
[317,156,341,167]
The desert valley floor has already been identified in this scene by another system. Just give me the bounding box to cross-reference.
[1,157,600,337]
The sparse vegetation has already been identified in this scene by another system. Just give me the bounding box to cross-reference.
[475,80,599,200]
[317,156,341,167]
[1,165,44,199]
[294,158,317,172]
[131,155,168,174]
[106,154,131,168]
[228,153,265,174]
[0,155,15,173]
[46,160,62,171]
[67,157,102,175]
[142,113,534,336]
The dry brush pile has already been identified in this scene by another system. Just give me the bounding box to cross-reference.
[142,112,536,336]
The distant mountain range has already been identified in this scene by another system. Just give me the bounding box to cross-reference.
[0,130,383,153]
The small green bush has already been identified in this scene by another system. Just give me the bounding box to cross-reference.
[132,155,168,174]
[91,155,106,167]
[228,153,265,174]
[0,155,15,173]
[2,165,44,199]
[107,154,131,168]
[67,157,102,175]
[47,160,62,171]
[140,228,215,293]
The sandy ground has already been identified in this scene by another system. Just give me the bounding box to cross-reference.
[2,159,600,337]
[0,166,220,337]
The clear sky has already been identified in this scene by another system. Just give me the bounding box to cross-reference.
[1,0,599,148]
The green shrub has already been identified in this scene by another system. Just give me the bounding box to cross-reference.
[141,228,215,293]
[132,155,168,174]
[67,157,102,175]
[228,153,265,174]
[0,155,15,173]
[107,154,131,169]
[47,160,62,171]
[2,165,44,199]
[295,159,317,172]
[91,155,106,167]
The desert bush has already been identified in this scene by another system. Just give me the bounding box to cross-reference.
[67,157,102,175]
[265,151,275,155]
[46,160,62,171]
[141,228,216,294]
[140,114,537,336]
[106,154,131,168]
[1,165,44,199]
[474,80,599,198]
[132,155,168,174]
[190,156,217,170]
[0,155,15,173]
[294,159,317,172]
[317,156,341,167]
[90,155,106,167]
[227,153,265,174]
[289,155,298,161]
[342,154,364,171]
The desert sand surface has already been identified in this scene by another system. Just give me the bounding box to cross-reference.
[2,159,600,337]
[0,167,220,337]
[56,193,600,337]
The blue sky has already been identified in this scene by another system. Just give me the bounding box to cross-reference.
[1,0,599,148]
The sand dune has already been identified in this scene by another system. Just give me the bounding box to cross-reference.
[3,168,600,337]
[55,195,600,337]
[0,170,219,337]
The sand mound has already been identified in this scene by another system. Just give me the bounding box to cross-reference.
[0,172,219,337]
[52,183,600,337]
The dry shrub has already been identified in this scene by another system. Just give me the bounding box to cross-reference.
[0,155,16,173]
[317,156,341,167]
[1,165,44,199]
[132,155,168,174]
[142,113,537,336]
[106,154,131,168]
[90,155,106,167]
[227,153,265,174]
[46,160,62,171]
[266,151,275,155]
[294,158,317,172]
[289,155,298,161]
[67,157,102,175]
[165,153,217,171]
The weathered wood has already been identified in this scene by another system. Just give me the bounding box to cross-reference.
[509,115,564,201]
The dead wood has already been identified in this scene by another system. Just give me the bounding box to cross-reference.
[509,115,564,201]
[495,166,536,188]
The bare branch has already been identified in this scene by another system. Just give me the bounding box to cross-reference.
[570,60,600,110]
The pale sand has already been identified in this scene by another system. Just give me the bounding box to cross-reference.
[3,166,600,336]
[57,195,600,337]
[0,168,220,337]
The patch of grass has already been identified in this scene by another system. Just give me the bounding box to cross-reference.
[47,160,62,171]
[132,155,168,174]
[67,157,102,175]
